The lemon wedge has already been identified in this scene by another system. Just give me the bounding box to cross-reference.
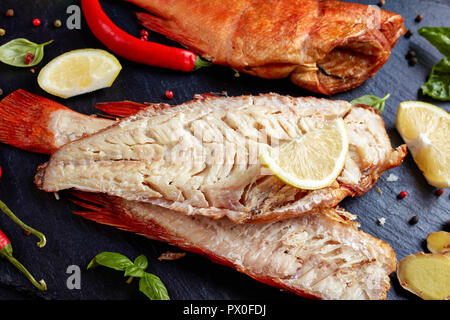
[38,49,122,98]
[396,101,449,188]
[261,118,348,190]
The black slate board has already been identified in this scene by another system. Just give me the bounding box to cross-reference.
[0,0,449,301]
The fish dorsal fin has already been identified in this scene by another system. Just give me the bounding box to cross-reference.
[95,101,171,118]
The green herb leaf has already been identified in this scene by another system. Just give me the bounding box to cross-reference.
[418,27,450,58]
[124,265,145,278]
[87,252,133,271]
[134,254,148,270]
[0,38,53,67]
[139,273,170,300]
[421,58,450,101]
[350,93,391,113]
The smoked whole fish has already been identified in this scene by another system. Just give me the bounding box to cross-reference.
[0,90,397,299]
[127,0,406,95]
[25,91,406,223]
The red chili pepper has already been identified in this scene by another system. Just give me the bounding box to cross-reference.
[81,0,212,72]
[32,18,41,27]
[0,201,47,291]
[435,189,444,196]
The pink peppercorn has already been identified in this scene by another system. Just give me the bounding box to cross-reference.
[165,90,174,100]
[397,191,408,199]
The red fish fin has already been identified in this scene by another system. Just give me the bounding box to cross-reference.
[0,90,72,154]
[136,12,198,51]
[95,101,173,118]
[69,192,244,268]
[69,192,168,240]
[95,101,150,118]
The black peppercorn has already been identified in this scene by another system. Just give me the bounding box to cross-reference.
[408,57,418,66]
[406,50,416,60]
[404,30,414,39]
[409,216,419,225]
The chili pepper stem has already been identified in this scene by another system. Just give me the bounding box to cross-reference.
[0,248,47,291]
[0,200,46,248]
[194,56,213,70]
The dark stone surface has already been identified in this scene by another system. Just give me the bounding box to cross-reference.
[0,0,448,300]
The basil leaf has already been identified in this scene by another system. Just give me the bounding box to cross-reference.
[0,38,53,67]
[418,27,450,58]
[350,93,391,113]
[87,252,133,271]
[134,255,148,270]
[124,265,145,278]
[139,273,170,300]
[421,58,450,101]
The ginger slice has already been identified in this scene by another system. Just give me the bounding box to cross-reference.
[397,252,450,300]
[427,231,450,254]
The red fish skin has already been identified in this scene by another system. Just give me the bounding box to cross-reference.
[130,0,405,95]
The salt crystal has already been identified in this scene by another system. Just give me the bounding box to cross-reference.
[386,173,398,182]
[377,217,386,226]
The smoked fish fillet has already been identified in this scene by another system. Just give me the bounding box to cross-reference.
[0,90,397,299]
[32,92,406,223]
[72,193,396,300]
[128,0,406,94]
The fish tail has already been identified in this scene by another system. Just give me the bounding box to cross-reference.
[0,90,71,154]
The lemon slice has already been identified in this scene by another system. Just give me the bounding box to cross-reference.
[396,101,450,188]
[38,49,122,98]
[261,118,348,190]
